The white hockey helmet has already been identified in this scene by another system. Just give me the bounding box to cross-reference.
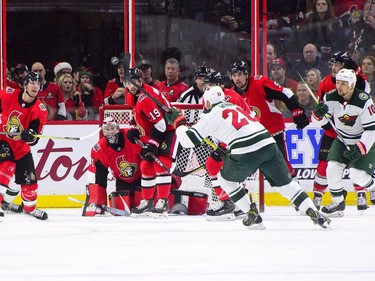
[203,86,225,109]
[102,116,119,144]
[336,68,357,89]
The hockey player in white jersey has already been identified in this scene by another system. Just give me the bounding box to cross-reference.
[167,86,331,229]
[312,68,375,216]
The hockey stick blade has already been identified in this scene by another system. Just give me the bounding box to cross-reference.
[68,197,131,217]
[172,165,205,177]
[0,128,100,141]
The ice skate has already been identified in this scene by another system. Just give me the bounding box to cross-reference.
[206,199,236,221]
[131,199,154,218]
[321,200,345,217]
[25,208,48,220]
[234,205,245,218]
[1,201,23,213]
[0,210,4,220]
[369,188,375,205]
[306,208,331,229]
[152,198,169,219]
[242,202,265,230]
[312,192,323,210]
[356,191,368,213]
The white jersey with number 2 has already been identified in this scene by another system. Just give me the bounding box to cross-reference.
[176,102,275,155]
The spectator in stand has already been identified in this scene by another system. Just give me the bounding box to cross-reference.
[53,62,72,84]
[77,68,103,120]
[299,0,345,57]
[361,55,375,100]
[10,63,28,89]
[269,58,299,116]
[295,81,316,118]
[214,0,251,33]
[291,43,330,80]
[72,66,85,87]
[103,59,126,105]
[266,43,278,75]
[57,74,86,120]
[305,68,322,97]
[158,58,189,102]
[31,62,67,121]
[349,0,375,54]
[138,62,160,89]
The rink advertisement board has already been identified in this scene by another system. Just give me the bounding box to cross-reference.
[11,122,354,197]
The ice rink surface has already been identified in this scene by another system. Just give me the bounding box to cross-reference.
[1,206,374,281]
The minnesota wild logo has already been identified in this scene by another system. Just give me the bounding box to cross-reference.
[338,114,357,127]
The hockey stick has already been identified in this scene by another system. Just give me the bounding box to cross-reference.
[122,53,172,113]
[134,138,204,177]
[68,197,131,217]
[0,128,101,141]
[297,72,350,150]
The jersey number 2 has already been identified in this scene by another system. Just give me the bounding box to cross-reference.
[222,107,255,130]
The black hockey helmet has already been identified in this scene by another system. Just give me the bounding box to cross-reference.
[129,67,142,80]
[329,51,358,70]
[23,71,42,85]
[203,71,224,85]
[230,60,249,74]
[195,66,211,78]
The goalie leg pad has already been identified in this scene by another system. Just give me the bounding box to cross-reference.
[109,191,130,213]
[82,184,107,216]
[170,189,208,215]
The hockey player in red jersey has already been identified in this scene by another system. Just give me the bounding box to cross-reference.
[230,60,309,180]
[0,72,48,220]
[83,117,143,216]
[312,51,370,211]
[125,67,178,218]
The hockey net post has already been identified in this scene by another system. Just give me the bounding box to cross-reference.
[99,104,265,212]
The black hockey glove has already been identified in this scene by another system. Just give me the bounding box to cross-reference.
[292,108,309,130]
[210,144,227,162]
[141,139,159,162]
[313,102,329,119]
[126,126,141,144]
[21,129,37,143]
[343,142,365,163]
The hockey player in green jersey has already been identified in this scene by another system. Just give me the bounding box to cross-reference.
[312,68,375,216]
[167,86,331,229]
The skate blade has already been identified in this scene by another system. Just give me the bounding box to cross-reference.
[246,222,266,230]
[206,213,236,221]
[131,212,152,218]
[322,211,344,218]
[152,212,168,219]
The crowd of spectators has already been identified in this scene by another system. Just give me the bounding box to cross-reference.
[4,0,375,121]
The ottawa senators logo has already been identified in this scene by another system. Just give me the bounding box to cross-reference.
[338,114,358,127]
[116,156,138,178]
[3,111,23,140]
[249,106,261,118]
[42,101,55,120]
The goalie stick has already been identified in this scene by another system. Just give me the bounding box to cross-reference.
[297,72,350,150]
[134,138,204,177]
[0,128,101,141]
[68,197,131,217]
